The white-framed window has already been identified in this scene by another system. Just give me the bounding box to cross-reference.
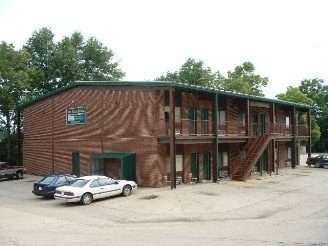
[217,111,226,125]
[165,106,181,124]
[222,152,228,166]
[90,158,104,175]
[218,151,228,167]
[286,116,290,128]
[166,155,183,172]
[287,147,292,159]
[239,112,246,126]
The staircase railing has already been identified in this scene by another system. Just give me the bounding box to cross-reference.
[232,134,273,181]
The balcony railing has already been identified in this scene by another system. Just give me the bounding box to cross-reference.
[165,120,310,137]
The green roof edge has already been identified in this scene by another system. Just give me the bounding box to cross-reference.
[17,81,311,110]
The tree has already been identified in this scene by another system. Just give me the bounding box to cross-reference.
[298,78,328,119]
[220,61,268,96]
[79,36,125,81]
[155,58,215,87]
[24,28,125,95]
[298,79,328,152]
[155,59,267,96]
[1,28,126,163]
[0,42,34,163]
[276,86,319,149]
[24,27,55,95]
[276,86,313,105]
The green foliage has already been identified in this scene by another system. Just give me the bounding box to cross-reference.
[220,62,268,96]
[298,79,328,152]
[155,59,267,96]
[276,80,328,152]
[299,78,328,119]
[0,41,34,163]
[155,58,215,87]
[24,28,125,95]
[276,86,313,105]
[0,27,126,163]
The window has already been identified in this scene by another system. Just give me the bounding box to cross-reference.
[90,158,104,175]
[218,151,228,167]
[217,111,226,135]
[239,112,246,126]
[90,180,100,188]
[217,111,226,125]
[286,116,290,128]
[201,108,209,134]
[98,178,114,186]
[164,106,181,124]
[55,176,67,185]
[166,155,183,172]
[188,108,197,134]
[287,147,291,159]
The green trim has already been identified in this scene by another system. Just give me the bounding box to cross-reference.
[17,81,311,110]
[91,152,134,159]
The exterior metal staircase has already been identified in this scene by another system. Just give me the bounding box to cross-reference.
[232,134,273,181]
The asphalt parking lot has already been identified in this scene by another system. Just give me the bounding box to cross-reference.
[1,155,328,246]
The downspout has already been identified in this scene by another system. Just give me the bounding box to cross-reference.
[17,110,22,165]
[213,93,218,182]
[270,102,275,175]
[101,93,104,152]
[292,106,297,168]
[308,108,311,157]
[52,97,55,173]
[169,89,176,189]
[247,99,250,136]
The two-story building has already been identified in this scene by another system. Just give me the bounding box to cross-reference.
[17,81,311,187]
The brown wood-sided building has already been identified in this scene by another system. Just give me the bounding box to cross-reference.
[17,81,311,188]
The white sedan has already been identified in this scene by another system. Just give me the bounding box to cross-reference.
[54,175,137,205]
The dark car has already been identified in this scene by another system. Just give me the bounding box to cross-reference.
[32,174,77,198]
[306,155,328,168]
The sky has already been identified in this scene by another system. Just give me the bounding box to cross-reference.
[0,0,327,98]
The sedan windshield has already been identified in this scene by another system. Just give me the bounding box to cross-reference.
[70,179,89,187]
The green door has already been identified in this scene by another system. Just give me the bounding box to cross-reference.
[72,152,80,177]
[261,150,268,171]
[191,153,199,181]
[203,152,211,180]
[121,154,136,181]
[201,108,209,134]
[188,108,197,134]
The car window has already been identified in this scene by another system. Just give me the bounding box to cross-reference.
[55,176,67,185]
[90,180,100,188]
[66,176,76,183]
[39,176,56,184]
[98,178,115,186]
[70,179,89,187]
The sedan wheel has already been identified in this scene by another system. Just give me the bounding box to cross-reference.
[81,193,93,205]
[315,162,321,168]
[122,185,132,196]
[16,171,23,179]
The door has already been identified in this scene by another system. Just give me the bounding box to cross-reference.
[201,108,209,134]
[253,113,258,136]
[72,152,80,177]
[188,108,197,134]
[98,177,121,198]
[191,153,199,182]
[203,152,211,180]
[89,179,103,200]
[260,114,266,135]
